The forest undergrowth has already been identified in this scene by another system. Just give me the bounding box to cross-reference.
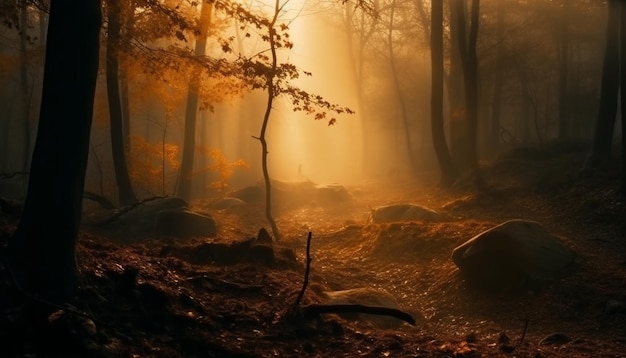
[1,141,626,357]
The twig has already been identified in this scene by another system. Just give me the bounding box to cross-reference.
[520,319,529,343]
[83,191,115,210]
[292,231,312,311]
[301,304,416,326]
[92,196,168,226]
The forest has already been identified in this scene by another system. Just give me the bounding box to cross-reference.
[0,0,625,357]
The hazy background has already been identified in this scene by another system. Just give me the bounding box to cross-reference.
[0,0,612,201]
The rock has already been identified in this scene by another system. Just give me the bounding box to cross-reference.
[229,181,313,209]
[315,184,351,204]
[144,196,188,212]
[230,185,264,204]
[272,180,317,210]
[155,210,217,238]
[452,219,576,290]
[539,332,572,346]
[371,203,441,223]
[321,287,405,329]
[211,197,246,210]
[126,197,187,220]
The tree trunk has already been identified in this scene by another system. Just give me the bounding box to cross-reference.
[558,0,571,140]
[490,0,504,151]
[452,0,480,172]
[6,0,102,304]
[121,0,135,154]
[448,0,467,169]
[177,2,213,201]
[388,0,417,173]
[107,0,137,205]
[19,2,31,172]
[585,0,619,170]
[258,0,281,241]
[430,0,457,186]
[619,3,626,196]
[465,0,480,171]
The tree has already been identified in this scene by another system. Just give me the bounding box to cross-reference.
[5,0,102,304]
[257,0,283,241]
[387,0,417,173]
[619,2,626,196]
[585,0,619,171]
[244,0,352,240]
[489,0,504,151]
[107,0,137,205]
[178,0,214,201]
[453,0,480,173]
[430,0,456,186]
[557,0,571,140]
[584,0,626,197]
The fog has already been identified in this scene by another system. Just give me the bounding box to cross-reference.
[215,1,365,185]
[0,0,612,201]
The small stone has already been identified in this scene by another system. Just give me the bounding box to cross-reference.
[539,332,572,346]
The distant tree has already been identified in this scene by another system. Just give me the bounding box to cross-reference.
[453,0,480,173]
[586,0,619,166]
[387,0,417,173]
[619,2,626,200]
[557,0,571,140]
[6,0,102,304]
[430,0,457,186]
[489,0,504,151]
[584,0,626,197]
[178,0,214,201]
[106,0,137,205]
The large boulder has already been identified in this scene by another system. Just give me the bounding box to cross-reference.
[210,197,246,210]
[121,197,188,232]
[371,203,441,223]
[315,184,351,204]
[155,209,217,238]
[230,185,264,204]
[452,219,576,290]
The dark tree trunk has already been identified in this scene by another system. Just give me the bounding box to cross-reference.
[431,0,457,186]
[490,0,504,151]
[121,0,135,153]
[388,0,417,173]
[19,2,31,171]
[178,2,213,201]
[448,0,466,169]
[611,3,626,200]
[107,0,136,206]
[558,0,571,140]
[585,0,620,170]
[6,0,102,304]
[454,0,480,172]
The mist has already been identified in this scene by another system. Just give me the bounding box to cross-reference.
[3,1,626,357]
[0,0,612,200]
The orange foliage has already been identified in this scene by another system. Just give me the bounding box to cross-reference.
[128,134,180,196]
[197,146,248,194]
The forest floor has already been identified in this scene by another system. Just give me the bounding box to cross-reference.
[2,141,626,357]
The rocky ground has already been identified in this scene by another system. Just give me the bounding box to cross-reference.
[1,141,626,357]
